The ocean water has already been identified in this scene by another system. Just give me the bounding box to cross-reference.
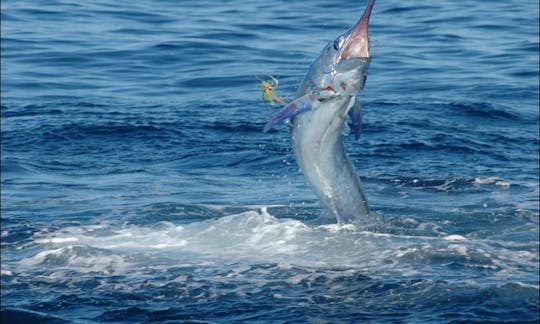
[1,0,539,322]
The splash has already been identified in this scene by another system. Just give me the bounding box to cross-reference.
[3,207,534,287]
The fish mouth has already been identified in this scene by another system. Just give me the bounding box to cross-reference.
[313,85,338,100]
[338,0,376,62]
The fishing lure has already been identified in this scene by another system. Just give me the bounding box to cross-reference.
[258,74,287,106]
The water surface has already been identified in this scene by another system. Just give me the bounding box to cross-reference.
[2,0,539,322]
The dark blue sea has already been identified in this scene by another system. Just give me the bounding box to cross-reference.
[1,0,539,323]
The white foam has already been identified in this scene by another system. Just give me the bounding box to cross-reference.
[36,237,79,244]
[495,180,511,188]
[394,247,418,258]
[401,217,419,225]
[19,245,133,274]
[443,235,467,241]
[23,248,65,265]
[474,177,511,189]
[448,244,468,256]
[152,241,187,249]
[7,207,534,284]
[317,223,357,233]
[1,270,13,276]
[475,177,498,184]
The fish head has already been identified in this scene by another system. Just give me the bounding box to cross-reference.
[305,0,375,98]
[265,0,375,132]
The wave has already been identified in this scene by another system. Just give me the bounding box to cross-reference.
[1,207,537,322]
[1,308,69,324]
[5,208,535,278]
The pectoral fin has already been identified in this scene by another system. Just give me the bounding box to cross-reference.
[348,99,363,141]
[263,94,313,132]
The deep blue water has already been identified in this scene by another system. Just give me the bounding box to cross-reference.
[1,0,539,322]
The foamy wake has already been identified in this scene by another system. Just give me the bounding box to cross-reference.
[5,207,536,287]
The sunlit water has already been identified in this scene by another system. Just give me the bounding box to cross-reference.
[2,0,539,322]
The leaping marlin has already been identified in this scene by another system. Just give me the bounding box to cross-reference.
[264,0,376,224]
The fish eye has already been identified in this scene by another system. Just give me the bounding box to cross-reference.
[333,36,346,51]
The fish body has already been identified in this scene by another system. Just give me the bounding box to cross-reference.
[264,0,376,223]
